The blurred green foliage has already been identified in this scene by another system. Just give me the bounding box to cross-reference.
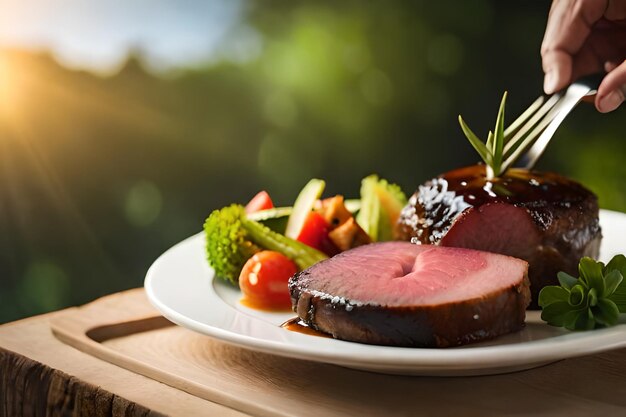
[0,0,624,323]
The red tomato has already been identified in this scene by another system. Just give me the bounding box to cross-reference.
[245,191,274,214]
[296,212,339,256]
[239,251,297,310]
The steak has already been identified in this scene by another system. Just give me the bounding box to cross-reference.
[289,242,530,347]
[396,165,601,308]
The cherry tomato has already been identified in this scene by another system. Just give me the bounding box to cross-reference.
[297,212,339,256]
[239,251,297,310]
[245,191,274,214]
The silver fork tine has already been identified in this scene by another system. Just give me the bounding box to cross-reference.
[503,96,545,139]
[510,73,603,171]
[502,93,562,156]
[503,94,567,171]
[513,89,583,170]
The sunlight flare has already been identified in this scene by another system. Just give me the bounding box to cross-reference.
[0,51,21,120]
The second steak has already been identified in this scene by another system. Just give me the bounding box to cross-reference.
[289,242,530,347]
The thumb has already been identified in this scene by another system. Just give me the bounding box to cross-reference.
[596,60,626,113]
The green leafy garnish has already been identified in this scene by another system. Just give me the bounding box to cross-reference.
[538,255,626,330]
[458,93,546,179]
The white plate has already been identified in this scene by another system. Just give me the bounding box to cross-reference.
[145,209,626,376]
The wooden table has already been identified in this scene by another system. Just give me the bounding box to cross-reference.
[2,289,626,417]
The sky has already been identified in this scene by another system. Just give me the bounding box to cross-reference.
[0,0,260,74]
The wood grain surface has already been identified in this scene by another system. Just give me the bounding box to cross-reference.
[0,348,162,417]
[0,306,248,417]
[49,289,626,417]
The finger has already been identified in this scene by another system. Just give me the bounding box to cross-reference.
[605,61,619,72]
[570,45,603,81]
[569,32,619,81]
[541,1,573,93]
[542,50,574,94]
[541,0,607,93]
[596,60,626,112]
[604,0,626,20]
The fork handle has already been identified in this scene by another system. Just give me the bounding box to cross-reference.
[514,73,604,170]
[574,73,604,95]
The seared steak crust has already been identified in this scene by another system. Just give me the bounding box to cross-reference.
[292,280,530,347]
[289,242,530,348]
[396,165,601,307]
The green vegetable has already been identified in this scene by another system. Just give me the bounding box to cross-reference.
[458,93,549,179]
[204,204,328,284]
[344,199,361,214]
[247,201,360,235]
[356,175,407,242]
[285,178,326,239]
[248,206,292,234]
[248,206,293,222]
[538,254,626,330]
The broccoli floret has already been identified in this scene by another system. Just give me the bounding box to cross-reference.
[204,204,328,284]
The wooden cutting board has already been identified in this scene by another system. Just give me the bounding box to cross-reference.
[50,289,626,417]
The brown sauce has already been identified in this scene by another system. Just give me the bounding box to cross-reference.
[401,164,594,244]
[440,165,589,207]
[239,297,292,313]
[280,317,332,338]
[240,299,331,338]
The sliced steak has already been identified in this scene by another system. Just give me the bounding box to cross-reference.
[289,242,530,347]
[396,165,601,307]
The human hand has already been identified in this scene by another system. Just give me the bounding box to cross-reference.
[541,0,626,112]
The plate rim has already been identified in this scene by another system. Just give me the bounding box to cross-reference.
[144,209,626,373]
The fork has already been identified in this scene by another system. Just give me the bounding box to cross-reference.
[502,73,603,171]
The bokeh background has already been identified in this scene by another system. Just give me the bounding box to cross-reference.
[1,0,624,323]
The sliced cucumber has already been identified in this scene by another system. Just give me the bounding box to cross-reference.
[344,199,361,214]
[356,175,380,241]
[285,179,326,239]
[356,175,407,242]
[248,207,292,234]
[247,206,292,222]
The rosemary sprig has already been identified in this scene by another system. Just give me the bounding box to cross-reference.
[458,93,545,179]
